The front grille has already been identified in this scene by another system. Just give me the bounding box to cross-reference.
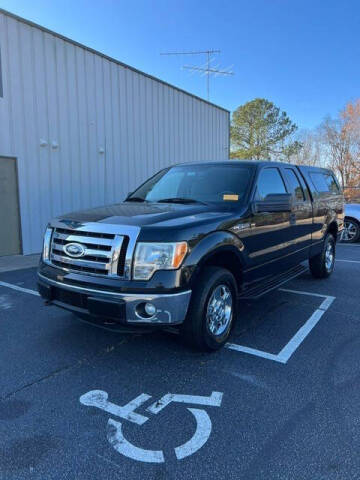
[50,227,127,277]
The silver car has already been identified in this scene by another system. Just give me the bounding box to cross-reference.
[343,204,360,243]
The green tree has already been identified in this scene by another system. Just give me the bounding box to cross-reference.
[230,98,301,160]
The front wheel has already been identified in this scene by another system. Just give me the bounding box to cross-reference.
[309,233,336,279]
[181,266,237,351]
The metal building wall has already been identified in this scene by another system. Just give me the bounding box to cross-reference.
[0,10,230,254]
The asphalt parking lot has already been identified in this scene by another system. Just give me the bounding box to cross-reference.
[0,243,359,480]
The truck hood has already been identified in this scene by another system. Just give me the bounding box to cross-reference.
[57,201,236,229]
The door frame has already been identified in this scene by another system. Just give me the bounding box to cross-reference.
[279,164,313,257]
[0,155,23,255]
[244,165,293,283]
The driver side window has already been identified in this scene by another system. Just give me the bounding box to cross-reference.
[256,168,287,201]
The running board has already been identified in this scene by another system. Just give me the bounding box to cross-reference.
[239,265,308,300]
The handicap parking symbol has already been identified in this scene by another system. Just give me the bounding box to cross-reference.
[80,389,223,463]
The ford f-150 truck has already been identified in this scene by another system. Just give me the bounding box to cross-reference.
[38,161,344,351]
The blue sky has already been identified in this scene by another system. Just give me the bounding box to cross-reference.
[1,0,359,129]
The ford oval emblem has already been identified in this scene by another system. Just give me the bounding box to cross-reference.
[63,242,86,258]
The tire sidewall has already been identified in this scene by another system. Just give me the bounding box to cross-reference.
[200,270,237,350]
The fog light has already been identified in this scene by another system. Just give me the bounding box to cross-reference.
[135,302,157,319]
[144,303,156,316]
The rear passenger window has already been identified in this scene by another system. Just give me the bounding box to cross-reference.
[325,174,340,194]
[256,168,287,200]
[309,173,330,193]
[284,168,305,201]
[310,172,340,195]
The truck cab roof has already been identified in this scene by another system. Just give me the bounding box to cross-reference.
[176,160,333,174]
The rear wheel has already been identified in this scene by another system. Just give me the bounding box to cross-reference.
[181,266,237,351]
[309,233,336,279]
[342,218,360,243]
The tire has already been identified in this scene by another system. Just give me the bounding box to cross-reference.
[309,233,336,279]
[181,266,238,351]
[342,218,360,243]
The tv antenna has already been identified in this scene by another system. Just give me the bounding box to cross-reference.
[160,49,234,101]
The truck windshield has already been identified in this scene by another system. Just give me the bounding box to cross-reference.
[127,164,254,204]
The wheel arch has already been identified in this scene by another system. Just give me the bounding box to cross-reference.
[189,246,244,292]
[345,215,360,226]
[327,220,339,240]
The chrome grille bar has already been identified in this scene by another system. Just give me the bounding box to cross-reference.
[51,253,112,270]
[109,235,124,276]
[49,227,125,278]
[52,231,114,246]
[52,244,111,259]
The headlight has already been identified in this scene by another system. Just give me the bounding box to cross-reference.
[42,226,53,262]
[133,242,188,280]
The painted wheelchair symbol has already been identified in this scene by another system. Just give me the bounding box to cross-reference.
[80,389,223,463]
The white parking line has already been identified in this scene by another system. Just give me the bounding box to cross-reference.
[336,259,360,264]
[0,280,337,365]
[280,288,332,299]
[318,295,336,311]
[0,281,40,296]
[225,343,282,363]
[225,289,335,364]
[338,243,360,247]
[275,309,325,363]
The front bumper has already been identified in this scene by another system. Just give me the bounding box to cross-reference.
[37,273,191,327]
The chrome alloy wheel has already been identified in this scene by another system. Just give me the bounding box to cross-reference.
[206,284,233,336]
[325,242,334,271]
[343,220,358,242]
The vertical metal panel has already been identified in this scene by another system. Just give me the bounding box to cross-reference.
[0,15,12,155]
[0,11,229,254]
[0,45,3,98]
[6,16,32,250]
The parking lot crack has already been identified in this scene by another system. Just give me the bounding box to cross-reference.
[1,336,135,401]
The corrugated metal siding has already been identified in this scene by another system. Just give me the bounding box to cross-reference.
[0,11,229,254]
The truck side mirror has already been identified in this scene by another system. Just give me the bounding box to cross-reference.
[252,193,293,213]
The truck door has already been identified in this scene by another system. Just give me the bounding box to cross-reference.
[281,166,313,262]
[246,166,293,283]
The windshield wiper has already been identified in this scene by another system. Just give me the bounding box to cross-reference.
[157,197,205,205]
[125,197,146,203]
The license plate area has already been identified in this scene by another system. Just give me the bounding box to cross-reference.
[53,287,88,309]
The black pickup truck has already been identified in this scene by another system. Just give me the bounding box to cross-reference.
[38,161,344,351]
